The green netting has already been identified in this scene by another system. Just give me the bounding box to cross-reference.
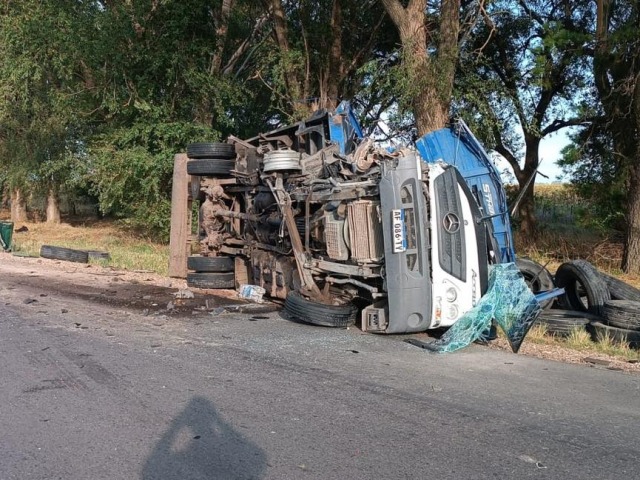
[425,263,542,353]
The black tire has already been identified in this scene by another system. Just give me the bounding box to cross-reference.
[555,260,610,317]
[537,310,593,337]
[186,272,235,289]
[284,291,357,328]
[40,245,89,263]
[85,250,111,261]
[515,257,555,309]
[187,143,235,159]
[588,321,640,348]
[602,300,640,331]
[600,273,640,302]
[187,158,235,176]
[187,255,234,273]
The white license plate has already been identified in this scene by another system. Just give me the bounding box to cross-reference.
[392,209,406,253]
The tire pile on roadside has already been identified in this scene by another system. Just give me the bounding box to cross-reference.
[531,259,640,349]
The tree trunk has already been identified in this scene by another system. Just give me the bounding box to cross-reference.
[10,187,28,222]
[622,73,640,273]
[622,163,640,272]
[323,0,343,111]
[515,138,540,239]
[269,0,305,117]
[46,187,61,224]
[380,0,460,135]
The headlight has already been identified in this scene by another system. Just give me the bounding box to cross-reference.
[446,305,459,320]
[445,287,457,302]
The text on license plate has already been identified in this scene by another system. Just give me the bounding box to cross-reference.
[392,209,406,253]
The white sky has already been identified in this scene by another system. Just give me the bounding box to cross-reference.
[492,129,573,184]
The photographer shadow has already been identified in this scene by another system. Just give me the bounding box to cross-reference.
[142,396,266,480]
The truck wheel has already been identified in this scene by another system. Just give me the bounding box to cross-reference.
[187,256,234,273]
[187,158,235,176]
[515,258,555,309]
[187,272,235,289]
[588,321,640,348]
[602,300,640,331]
[600,273,640,302]
[40,245,89,263]
[187,142,236,159]
[284,291,357,327]
[555,260,610,317]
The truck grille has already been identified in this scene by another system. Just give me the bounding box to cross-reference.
[347,200,384,263]
[434,168,466,281]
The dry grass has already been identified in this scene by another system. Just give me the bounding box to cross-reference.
[7,220,169,275]
[492,324,640,370]
[515,184,640,289]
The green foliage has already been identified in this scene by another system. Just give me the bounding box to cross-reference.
[89,112,215,241]
[454,0,594,154]
[559,124,627,232]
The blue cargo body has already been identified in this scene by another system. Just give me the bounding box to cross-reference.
[415,120,516,264]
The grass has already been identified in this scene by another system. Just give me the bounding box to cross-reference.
[514,183,640,289]
[521,324,640,362]
[7,220,169,275]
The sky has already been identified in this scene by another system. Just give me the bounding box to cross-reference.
[492,129,573,185]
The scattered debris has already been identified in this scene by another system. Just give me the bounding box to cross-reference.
[173,289,195,299]
[237,284,266,303]
[15,225,28,233]
[584,357,610,366]
[23,298,37,304]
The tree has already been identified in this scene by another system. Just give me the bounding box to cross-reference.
[593,0,640,273]
[455,0,594,238]
[0,0,97,223]
[379,0,461,136]
[261,0,394,120]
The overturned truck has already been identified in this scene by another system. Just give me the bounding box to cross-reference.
[183,102,531,334]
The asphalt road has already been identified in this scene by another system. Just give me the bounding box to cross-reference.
[1,294,639,479]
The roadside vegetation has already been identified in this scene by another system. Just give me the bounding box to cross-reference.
[8,220,169,276]
[1,0,639,275]
[519,324,640,364]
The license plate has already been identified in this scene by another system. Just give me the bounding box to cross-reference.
[391,209,406,253]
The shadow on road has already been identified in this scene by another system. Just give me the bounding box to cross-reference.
[142,396,266,480]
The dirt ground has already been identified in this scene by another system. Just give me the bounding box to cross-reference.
[1,251,638,374]
[0,252,277,318]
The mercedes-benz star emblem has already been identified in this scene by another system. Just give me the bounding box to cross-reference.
[443,212,460,234]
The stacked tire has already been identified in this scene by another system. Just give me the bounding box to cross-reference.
[186,255,235,289]
[548,259,640,348]
[536,309,597,337]
[185,142,237,290]
[591,300,640,348]
[186,142,236,177]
